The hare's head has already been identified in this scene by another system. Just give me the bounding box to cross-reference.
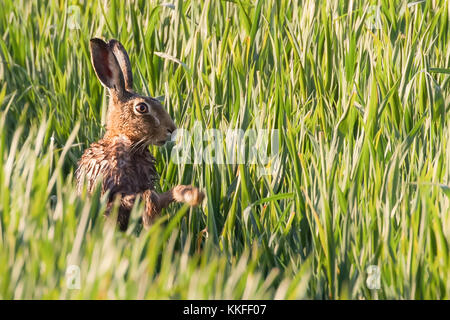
[89,38,176,146]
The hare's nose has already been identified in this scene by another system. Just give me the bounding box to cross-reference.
[167,124,176,134]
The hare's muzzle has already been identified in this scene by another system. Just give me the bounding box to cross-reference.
[155,127,175,146]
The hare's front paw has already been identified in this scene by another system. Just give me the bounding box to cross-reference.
[173,185,205,206]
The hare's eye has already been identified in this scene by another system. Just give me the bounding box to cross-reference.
[135,103,149,114]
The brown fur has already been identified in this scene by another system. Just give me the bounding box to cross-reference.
[76,38,204,231]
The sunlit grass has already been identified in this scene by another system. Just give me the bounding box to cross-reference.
[0,0,449,299]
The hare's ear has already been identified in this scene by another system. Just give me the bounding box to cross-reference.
[89,38,125,93]
[108,39,133,90]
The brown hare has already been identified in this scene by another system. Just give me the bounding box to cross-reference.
[76,38,204,231]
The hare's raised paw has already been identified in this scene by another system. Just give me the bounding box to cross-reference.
[172,185,205,206]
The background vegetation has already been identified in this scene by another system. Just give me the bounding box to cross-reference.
[0,0,449,299]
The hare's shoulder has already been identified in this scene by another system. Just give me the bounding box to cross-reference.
[76,136,157,194]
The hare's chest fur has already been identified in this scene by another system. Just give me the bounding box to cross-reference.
[76,136,157,195]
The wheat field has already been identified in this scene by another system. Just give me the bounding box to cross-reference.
[0,0,449,299]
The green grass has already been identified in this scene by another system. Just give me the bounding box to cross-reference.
[0,0,449,299]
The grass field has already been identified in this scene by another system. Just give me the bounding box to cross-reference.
[0,0,449,299]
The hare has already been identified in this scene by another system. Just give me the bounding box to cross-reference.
[76,38,204,231]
